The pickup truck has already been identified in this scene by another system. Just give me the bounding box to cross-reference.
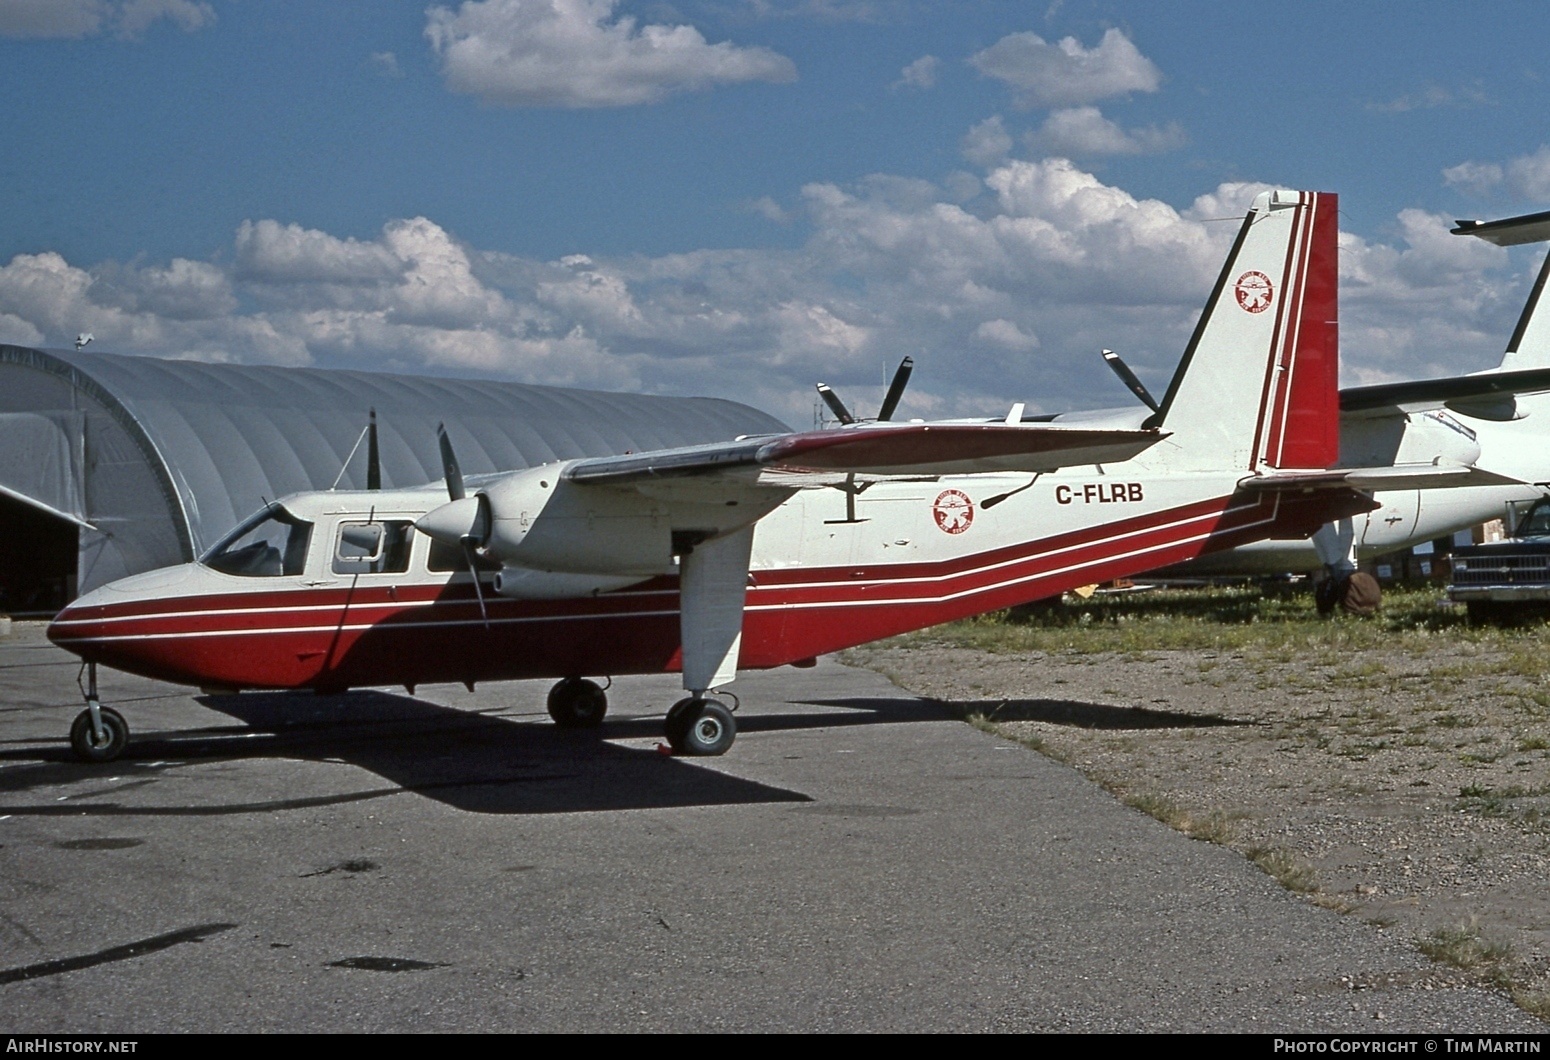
[1448,496,1550,622]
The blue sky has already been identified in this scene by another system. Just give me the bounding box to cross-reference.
[3,0,1550,424]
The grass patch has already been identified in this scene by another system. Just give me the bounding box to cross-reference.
[1245,845,1319,893]
[887,584,1550,660]
[1419,920,1511,970]
[1118,790,1236,844]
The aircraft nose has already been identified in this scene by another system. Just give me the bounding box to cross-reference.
[416,496,485,546]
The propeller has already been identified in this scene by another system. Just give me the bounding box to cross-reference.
[427,423,489,628]
[366,408,380,491]
[816,356,914,426]
[877,356,914,421]
[813,358,913,522]
[1102,349,1160,413]
[438,422,466,501]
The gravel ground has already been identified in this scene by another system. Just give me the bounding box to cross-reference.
[845,636,1550,1017]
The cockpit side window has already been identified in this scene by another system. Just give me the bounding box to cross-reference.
[332,520,415,575]
[203,506,314,578]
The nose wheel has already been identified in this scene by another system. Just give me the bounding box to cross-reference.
[664,697,736,756]
[70,664,129,763]
[546,677,609,728]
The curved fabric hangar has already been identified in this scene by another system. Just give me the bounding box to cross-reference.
[0,344,789,607]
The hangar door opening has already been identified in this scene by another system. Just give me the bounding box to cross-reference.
[0,495,77,614]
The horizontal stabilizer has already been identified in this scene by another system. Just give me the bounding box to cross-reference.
[1340,365,1550,413]
[1239,463,1523,493]
[566,423,1169,486]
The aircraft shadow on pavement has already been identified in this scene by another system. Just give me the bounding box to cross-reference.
[0,690,960,816]
[907,696,1248,730]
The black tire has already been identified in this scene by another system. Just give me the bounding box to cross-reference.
[663,697,697,748]
[667,699,736,757]
[1466,600,1504,625]
[70,707,128,763]
[546,678,608,728]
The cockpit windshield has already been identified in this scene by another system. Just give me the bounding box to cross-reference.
[202,505,314,577]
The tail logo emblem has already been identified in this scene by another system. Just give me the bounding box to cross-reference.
[1234,270,1274,314]
[932,489,974,534]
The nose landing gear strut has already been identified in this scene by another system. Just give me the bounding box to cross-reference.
[70,662,128,763]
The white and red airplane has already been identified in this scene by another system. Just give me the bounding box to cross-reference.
[46,189,1474,761]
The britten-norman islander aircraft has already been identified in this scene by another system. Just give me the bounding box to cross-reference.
[47,190,1498,762]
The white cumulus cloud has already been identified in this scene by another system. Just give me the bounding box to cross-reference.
[424,0,797,108]
[969,27,1161,108]
[1025,106,1185,157]
[891,54,938,90]
[961,116,1012,167]
[0,163,1532,421]
[1446,145,1550,204]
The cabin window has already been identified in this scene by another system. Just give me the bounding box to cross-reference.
[332,520,414,575]
[203,506,313,578]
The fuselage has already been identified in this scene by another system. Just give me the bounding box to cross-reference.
[48,469,1360,692]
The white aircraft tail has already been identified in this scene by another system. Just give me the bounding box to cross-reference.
[1145,189,1339,473]
[1451,210,1550,372]
[1499,252,1550,371]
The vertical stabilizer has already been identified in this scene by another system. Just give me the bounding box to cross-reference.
[1146,190,1339,472]
[1500,250,1550,371]
[1450,210,1550,372]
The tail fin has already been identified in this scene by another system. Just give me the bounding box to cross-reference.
[1451,210,1550,372]
[1499,250,1550,371]
[1145,189,1339,472]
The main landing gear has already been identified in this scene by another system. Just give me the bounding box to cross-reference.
[664,697,736,757]
[70,663,129,763]
[546,677,609,728]
[545,677,737,756]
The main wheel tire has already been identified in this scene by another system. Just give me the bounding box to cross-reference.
[667,699,736,757]
[547,678,608,728]
[70,707,128,763]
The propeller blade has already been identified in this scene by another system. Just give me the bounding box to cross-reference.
[876,357,914,421]
[815,384,856,425]
[1101,349,1160,412]
[462,540,490,629]
[437,422,465,501]
[366,408,381,491]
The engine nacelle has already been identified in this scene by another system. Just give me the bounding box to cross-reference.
[492,566,649,599]
[477,463,777,576]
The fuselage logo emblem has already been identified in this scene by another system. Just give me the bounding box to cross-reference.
[1234,270,1273,314]
[932,489,974,534]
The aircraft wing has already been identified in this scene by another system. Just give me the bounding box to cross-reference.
[1239,463,1524,493]
[1340,366,1550,415]
[565,423,1169,487]
[1452,210,1550,247]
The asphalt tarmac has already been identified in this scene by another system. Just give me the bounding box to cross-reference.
[0,622,1539,1032]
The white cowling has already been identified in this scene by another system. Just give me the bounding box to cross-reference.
[492,567,649,599]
